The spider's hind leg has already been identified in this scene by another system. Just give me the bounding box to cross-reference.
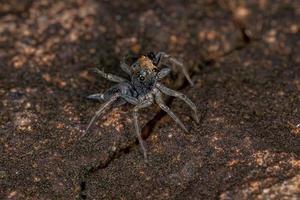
[86,85,117,102]
[87,82,134,102]
[87,92,127,106]
[87,93,104,101]
[84,82,137,138]
[82,93,120,139]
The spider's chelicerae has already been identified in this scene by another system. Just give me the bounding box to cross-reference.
[85,52,199,159]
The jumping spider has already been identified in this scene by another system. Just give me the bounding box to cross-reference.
[84,52,199,159]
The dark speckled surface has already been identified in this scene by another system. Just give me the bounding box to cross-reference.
[0,0,299,199]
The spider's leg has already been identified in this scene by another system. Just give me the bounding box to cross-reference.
[132,99,153,160]
[157,67,171,80]
[86,93,104,101]
[120,94,139,105]
[155,91,189,133]
[88,82,134,101]
[92,68,126,83]
[120,60,132,75]
[156,83,199,123]
[156,52,194,86]
[86,84,120,102]
[115,82,139,105]
[84,93,120,135]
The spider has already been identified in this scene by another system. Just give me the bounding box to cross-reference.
[84,52,199,159]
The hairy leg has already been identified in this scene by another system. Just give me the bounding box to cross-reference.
[120,60,132,75]
[92,68,126,83]
[84,93,120,135]
[156,83,199,123]
[120,94,139,105]
[87,81,136,102]
[87,93,104,101]
[155,91,189,133]
[157,67,171,80]
[132,99,153,160]
[84,88,139,138]
[156,52,194,86]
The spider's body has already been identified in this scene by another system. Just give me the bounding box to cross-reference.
[131,56,157,96]
[85,52,199,159]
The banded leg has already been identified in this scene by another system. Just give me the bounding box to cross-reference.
[156,52,194,86]
[87,93,104,101]
[87,93,127,105]
[92,68,126,83]
[156,83,199,123]
[84,93,120,135]
[155,92,189,133]
[133,99,153,160]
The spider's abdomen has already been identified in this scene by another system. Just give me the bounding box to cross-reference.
[103,82,137,105]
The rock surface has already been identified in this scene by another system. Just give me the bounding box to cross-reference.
[0,0,299,199]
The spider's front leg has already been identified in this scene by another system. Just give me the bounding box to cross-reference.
[155,52,194,86]
[132,98,153,160]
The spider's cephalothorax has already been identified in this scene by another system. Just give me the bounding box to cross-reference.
[84,52,198,160]
[131,56,158,95]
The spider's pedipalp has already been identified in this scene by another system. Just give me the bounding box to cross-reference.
[156,83,199,123]
[156,52,194,86]
[155,91,189,133]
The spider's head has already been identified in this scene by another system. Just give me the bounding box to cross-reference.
[130,55,158,94]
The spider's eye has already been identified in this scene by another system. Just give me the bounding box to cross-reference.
[139,75,145,81]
